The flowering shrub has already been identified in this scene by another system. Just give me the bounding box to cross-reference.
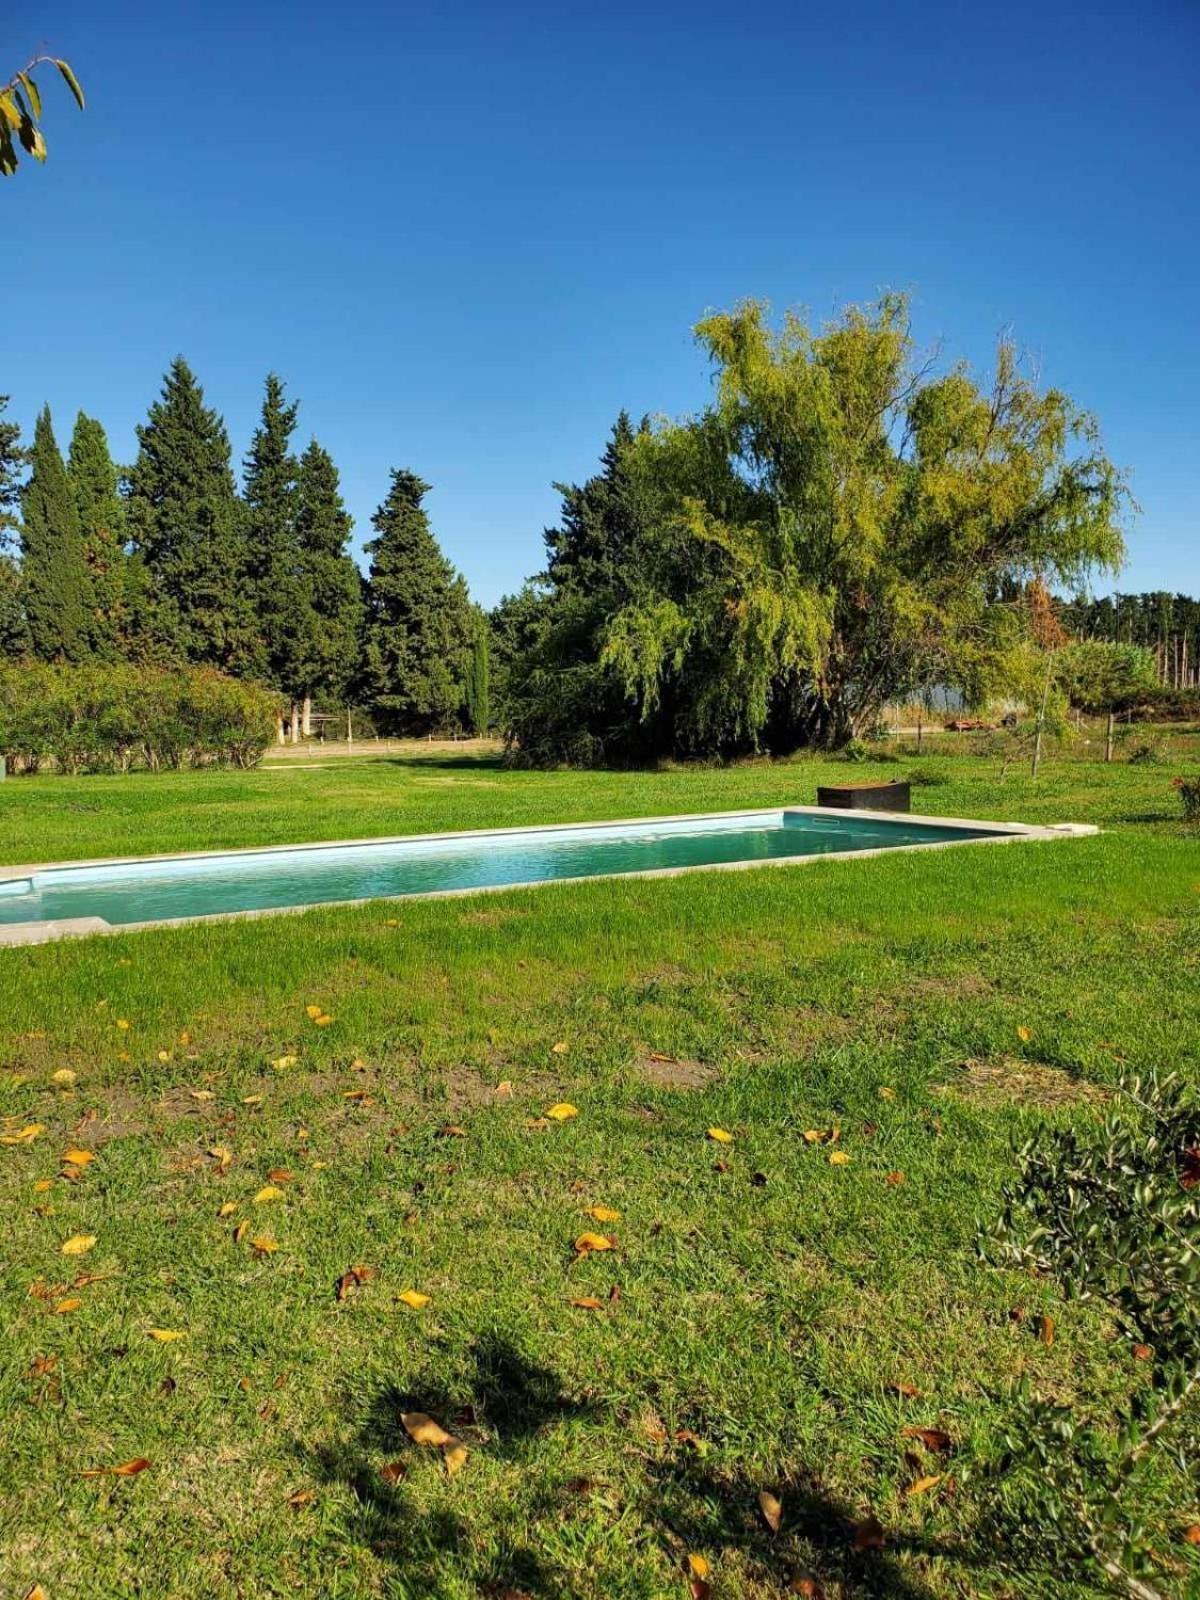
[0,662,279,774]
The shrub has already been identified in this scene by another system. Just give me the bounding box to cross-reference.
[1174,775,1200,822]
[1124,734,1166,766]
[0,662,279,774]
[840,737,870,763]
[906,764,951,787]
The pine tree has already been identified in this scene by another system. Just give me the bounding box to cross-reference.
[243,374,306,696]
[20,406,92,661]
[361,470,473,734]
[295,439,363,705]
[68,412,128,660]
[126,358,260,674]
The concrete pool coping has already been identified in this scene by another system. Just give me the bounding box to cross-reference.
[0,804,1099,948]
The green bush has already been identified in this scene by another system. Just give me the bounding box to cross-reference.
[0,662,279,774]
[1174,774,1200,822]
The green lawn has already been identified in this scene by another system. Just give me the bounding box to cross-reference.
[0,750,1197,1599]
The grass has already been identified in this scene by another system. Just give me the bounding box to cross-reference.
[0,748,1197,1599]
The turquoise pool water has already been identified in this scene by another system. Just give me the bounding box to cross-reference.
[0,809,1005,932]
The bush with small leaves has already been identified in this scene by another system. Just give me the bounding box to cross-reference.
[978,1070,1200,1599]
[1173,776,1200,823]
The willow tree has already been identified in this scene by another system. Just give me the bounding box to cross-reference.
[599,296,1129,753]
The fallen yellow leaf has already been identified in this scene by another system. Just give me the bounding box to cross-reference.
[313,1014,334,1027]
[253,1186,284,1204]
[878,1086,896,1100]
[208,1145,233,1172]
[270,1056,298,1072]
[305,1004,323,1019]
[907,1474,942,1497]
[442,1439,469,1475]
[53,1297,82,1313]
[157,1051,171,1064]
[61,1234,97,1256]
[251,1236,279,1254]
[52,1068,77,1086]
[707,1127,733,1144]
[1,1123,44,1145]
[587,1205,621,1222]
[147,1328,186,1342]
[189,1090,215,1102]
[759,1489,783,1532]
[115,1019,130,1031]
[33,1178,54,1193]
[243,1093,264,1105]
[546,1102,578,1121]
[552,1041,569,1055]
[573,1232,616,1254]
[570,1296,604,1310]
[217,1201,237,1218]
[1017,1025,1033,1043]
[688,1553,711,1578]
[81,1457,151,1477]
[232,1221,249,1243]
[62,1148,95,1168]
[402,1412,454,1447]
[397,1289,431,1309]
[829,1151,852,1165]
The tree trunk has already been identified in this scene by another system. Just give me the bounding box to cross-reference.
[290,703,300,744]
[275,714,285,746]
[1031,654,1055,778]
[1105,710,1115,763]
[302,695,312,737]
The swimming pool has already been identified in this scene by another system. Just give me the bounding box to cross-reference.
[0,806,1094,945]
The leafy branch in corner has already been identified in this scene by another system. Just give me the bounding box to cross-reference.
[1,54,85,177]
[977,1069,1200,1600]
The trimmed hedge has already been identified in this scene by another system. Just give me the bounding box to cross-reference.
[0,662,279,774]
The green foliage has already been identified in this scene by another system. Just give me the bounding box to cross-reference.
[360,470,474,734]
[243,373,307,696]
[0,394,24,546]
[463,609,491,733]
[1173,775,1200,822]
[0,56,83,177]
[0,553,29,657]
[67,412,133,661]
[295,438,363,703]
[126,359,260,675]
[980,1070,1200,1597]
[0,660,278,773]
[1055,640,1159,713]
[20,406,93,662]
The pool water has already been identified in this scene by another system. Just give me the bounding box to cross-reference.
[0,809,1004,932]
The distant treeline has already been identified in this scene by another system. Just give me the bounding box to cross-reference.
[0,367,490,739]
[1060,592,1198,689]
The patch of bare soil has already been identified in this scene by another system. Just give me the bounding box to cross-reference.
[636,1053,719,1090]
[941,1056,1108,1110]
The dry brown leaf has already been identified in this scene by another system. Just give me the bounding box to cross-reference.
[61,1234,96,1256]
[888,1381,919,1398]
[267,1168,294,1183]
[189,1089,215,1102]
[906,1474,942,1497]
[1183,1524,1200,1546]
[569,1296,604,1310]
[1039,1313,1056,1346]
[901,1426,952,1454]
[759,1489,782,1532]
[402,1411,454,1447]
[525,1117,550,1131]
[288,1489,315,1508]
[495,1080,514,1097]
[440,1124,468,1138]
[379,1460,407,1484]
[232,1221,249,1243]
[853,1514,886,1550]
[29,1355,57,1377]
[885,1170,906,1185]
[81,1457,151,1478]
[1133,1343,1153,1361]
[208,1145,233,1172]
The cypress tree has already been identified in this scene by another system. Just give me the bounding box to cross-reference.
[20,406,92,661]
[126,358,260,674]
[361,470,473,734]
[243,373,305,695]
[0,555,30,657]
[295,439,363,705]
[68,412,127,660]
[463,608,491,733]
[0,394,23,550]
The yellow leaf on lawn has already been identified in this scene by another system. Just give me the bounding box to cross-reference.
[253,1186,283,1204]
[232,1221,249,1243]
[81,1457,151,1478]
[179,1031,191,1046]
[402,1411,454,1447]
[1017,1025,1033,1043]
[243,1094,264,1105]
[209,1145,233,1172]
[24,1584,50,1600]
[157,1051,171,1064]
[495,1080,513,1097]
[52,1068,77,1086]
[587,1205,621,1222]
[442,1439,469,1475]
[313,1014,334,1027]
[525,1117,550,1131]
[878,1086,896,1100]
[1,1123,44,1145]
[707,1127,733,1144]
[829,1151,852,1165]
[270,1056,298,1072]
[147,1328,186,1342]
[907,1474,942,1497]
[62,1148,95,1168]
[802,1129,824,1144]
[688,1553,711,1578]
[397,1289,431,1309]
[115,1019,130,1031]
[570,1296,604,1310]
[218,1201,237,1218]
[287,1488,315,1508]
[61,1234,97,1256]
[33,1178,54,1193]
[189,1090,215,1102]
[53,1297,82,1313]
[552,1041,569,1055]
[759,1489,783,1532]
[573,1232,616,1254]
[251,1236,279,1255]
[546,1103,578,1121]
[305,1004,323,1019]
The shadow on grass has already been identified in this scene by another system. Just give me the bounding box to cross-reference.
[309,1333,975,1598]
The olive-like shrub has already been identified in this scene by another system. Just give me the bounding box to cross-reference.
[0,661,279,774]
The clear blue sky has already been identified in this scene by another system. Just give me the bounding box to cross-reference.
[7,0,1198,605]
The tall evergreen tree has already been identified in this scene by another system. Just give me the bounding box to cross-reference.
[463,607,491,733]
[68,412,128,660]
[0,394,24,551]
[126,358,260,674]
[243,373,307,695]
[20,406,92,661]
[295,438,363,705]
[361,470,473,734]
[0,555,29,657]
